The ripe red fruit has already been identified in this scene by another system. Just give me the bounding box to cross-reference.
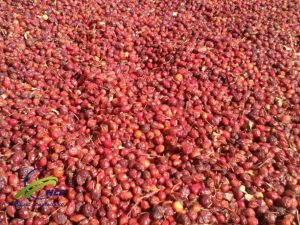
[1,0,299,224]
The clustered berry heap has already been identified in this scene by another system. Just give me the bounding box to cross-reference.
[0,0,300,224]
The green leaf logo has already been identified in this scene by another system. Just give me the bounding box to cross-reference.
[15,176,58,199]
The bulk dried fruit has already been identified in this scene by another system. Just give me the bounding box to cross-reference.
[0,0,300,224]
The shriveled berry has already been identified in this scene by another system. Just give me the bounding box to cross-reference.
[81,204,94,217]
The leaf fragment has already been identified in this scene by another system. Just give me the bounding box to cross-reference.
[24,31,30,40]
